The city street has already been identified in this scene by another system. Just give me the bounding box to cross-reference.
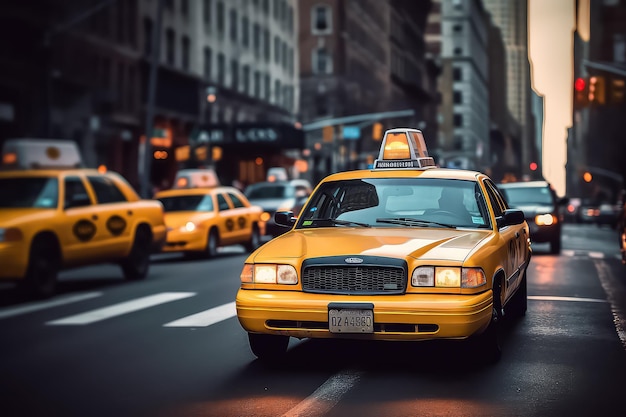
[1,224,625,417]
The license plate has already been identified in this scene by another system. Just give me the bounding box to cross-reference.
[328,308,373,333]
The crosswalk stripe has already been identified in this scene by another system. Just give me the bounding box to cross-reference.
[46,292,196,325]
[0,292,102,320]
[528,295,608,303]
[163,301,236,327]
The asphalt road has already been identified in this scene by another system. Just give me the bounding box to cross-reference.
[1,224,625,417]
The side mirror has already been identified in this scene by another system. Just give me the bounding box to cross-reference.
[498,209,525,228]
[275,211,296,228]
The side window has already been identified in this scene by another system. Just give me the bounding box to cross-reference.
[87,176,128,204]
[228,192,245,208]
[483,180,506,219]
[217,194,230,211]
[64,176,91,209]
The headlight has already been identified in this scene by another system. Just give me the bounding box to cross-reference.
[535,213,557,226]
[412,266,486,288]
[240,263,298,284]
[260,212,271,222]
[0,227,23,242]
[182,221,197,232]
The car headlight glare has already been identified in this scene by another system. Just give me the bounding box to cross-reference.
[183,221,196,232]
[435,267,461,287]
[252,264,298,285]
[260,212,271,222]
[412,266,486,288]
[535,213,556,226]
[0,227,23,242]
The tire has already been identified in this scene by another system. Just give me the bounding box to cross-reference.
[469,277,503,364]
[205,228,219,258]
[21,236,60,299]
[248,333,289,361]
[244,224,261,252]
[506,270,527,318]
[121,226,151,281]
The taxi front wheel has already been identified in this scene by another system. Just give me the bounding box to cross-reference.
[248,333,289,361]
[22,236,60,299]
[121,227,151,280]
[205,229,219,258]
[244,225,261,252]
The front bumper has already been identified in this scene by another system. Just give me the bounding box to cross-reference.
[160,228,206,252]
[236,289,493,341]
[0,241,29,280]
[527,221,560,243]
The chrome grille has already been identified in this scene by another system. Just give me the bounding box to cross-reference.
[302,266,406,294]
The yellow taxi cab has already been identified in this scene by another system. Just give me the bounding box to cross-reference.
[154,179,266,258]
[236,128,531,363]
[0,138,167,298]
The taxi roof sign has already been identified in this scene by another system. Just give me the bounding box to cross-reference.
[173,168,220,189]
[373,128,436,170]
[1,138,83,170]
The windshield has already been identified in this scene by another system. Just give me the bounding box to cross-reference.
[245,183,295,199]
[0,177,59,209]
[158,195,214,212]
[501,186,554,206]
[297,178,490,230]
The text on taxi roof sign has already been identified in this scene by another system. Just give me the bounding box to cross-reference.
[373,128,435,169]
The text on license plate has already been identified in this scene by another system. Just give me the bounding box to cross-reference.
[328,308,374,333]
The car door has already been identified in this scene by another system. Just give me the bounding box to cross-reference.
[215,192,238,245]
[84,174,136,257]
[483,179,526,300]
[57,173,112,264]
[226,190,255,244]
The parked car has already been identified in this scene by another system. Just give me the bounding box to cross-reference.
[154,185,265,257]
[244,179,312,237]
[236,128,530,364]
[0,139,167,298]
[497,180,568,254]
[578,200,620,228]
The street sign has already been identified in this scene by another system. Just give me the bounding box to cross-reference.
[343,125,360,140]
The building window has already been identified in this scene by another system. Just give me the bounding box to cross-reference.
[254,71,261,97]
[313,47,332,74]
[217,53,225,85]
[273,0,280,20]
[453,24,462,33]
[181,0,189,16]
[231,59,239,90]
[264,29,270,62]
[164,0,174,11]
[182,36,190,70]
[204,47,212,79]
[203,0,211,25]
[275,79,281,105]
[453,47,462,56]
[274,36,280,64]
[264,74,270,100]
[262,0,269,14]
[288,6,293,34]
[282,42,287,69]
[453,90,462,104]
[242,65,250,95]
[242,16,249,47]
[453,113,463,127]
[311,5,332,35]
[165,28,175,65]
[453,67,462,81]
[230,9,238,41]
[253,24,260,57]
[143,18,153,55]
[315,94,327,116]
[217,1,225,35]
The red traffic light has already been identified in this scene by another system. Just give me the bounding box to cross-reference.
[529,162,538,171]
[575,77,586,92]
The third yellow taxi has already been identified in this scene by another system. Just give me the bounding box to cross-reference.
[154,174,265,258]
[236,128,531,364]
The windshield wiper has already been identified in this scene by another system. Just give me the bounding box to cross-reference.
[314,218,371,228]
[375,217,456,229]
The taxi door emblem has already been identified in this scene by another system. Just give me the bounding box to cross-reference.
[73,219,96,242]
[237,216,246,229]
[226,218,234,231]
[106,215,127,236]
[344,257,364,264]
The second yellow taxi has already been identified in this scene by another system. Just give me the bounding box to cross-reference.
[154,181,266,258]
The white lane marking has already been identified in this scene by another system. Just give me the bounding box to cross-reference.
[528,295,608,303]
[0,292,102,320]
[282,370,363,417]
[46,292,195,325]
[589,251,605,259]
[561,250,575,257]
[593,260,626,351]
[163,301,236,327]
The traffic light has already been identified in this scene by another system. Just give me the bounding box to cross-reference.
[529,161,538,171]
[588,76,606,104]
[574,77,589,108]
[372,122,383,140]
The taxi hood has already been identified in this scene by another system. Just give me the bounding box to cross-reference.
[250,228,492,263]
